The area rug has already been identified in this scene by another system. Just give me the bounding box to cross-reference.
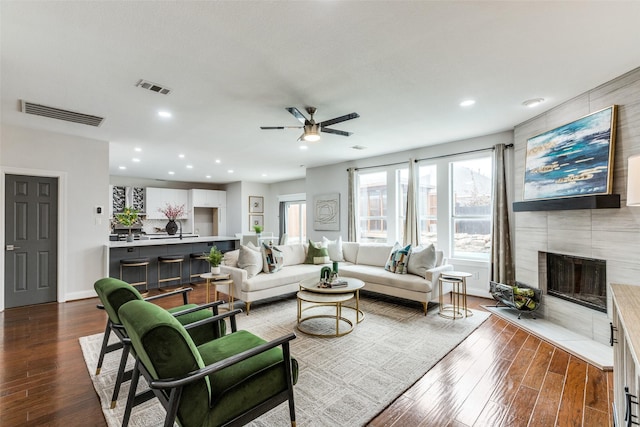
[80,294,489,426]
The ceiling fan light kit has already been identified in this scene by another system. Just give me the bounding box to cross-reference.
[261,106,359,142]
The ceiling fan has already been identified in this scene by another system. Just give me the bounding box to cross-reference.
[261,107,359,142]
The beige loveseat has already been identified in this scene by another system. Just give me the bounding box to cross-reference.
[221,241,453,315]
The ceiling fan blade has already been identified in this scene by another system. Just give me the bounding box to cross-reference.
[319,112,359,128]
[321,127,353,137]
[286,107,307,124]
[260,126,303,130]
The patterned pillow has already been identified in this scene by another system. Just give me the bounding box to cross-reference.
[262,243,284,273]
[385,243,411,274]
[304,240,330,265]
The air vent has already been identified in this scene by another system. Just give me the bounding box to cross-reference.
[136,79,172,95]
[351,145,367,150]
[21,100,105,127]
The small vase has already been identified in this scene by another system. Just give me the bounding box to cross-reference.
[211,266,221,275]
[126,233,134,242]
[166,219,178,235]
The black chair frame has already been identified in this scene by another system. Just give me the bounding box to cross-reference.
[122,309,297,427]
[96,287,224,408]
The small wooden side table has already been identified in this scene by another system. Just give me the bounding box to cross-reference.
[200,272,234,309]
[438,271,473,319]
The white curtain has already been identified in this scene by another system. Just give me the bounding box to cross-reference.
[347,168,357,242]
[403,159,419,246]
[491,144,515,284]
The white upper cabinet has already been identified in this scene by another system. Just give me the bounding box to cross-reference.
[145,187,189,219]
[190,189,226,208]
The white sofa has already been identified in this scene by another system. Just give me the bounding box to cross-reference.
[220,241,453,315]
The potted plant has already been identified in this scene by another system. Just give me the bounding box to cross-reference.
[253,224,263,235]
[205,246,224,274]
[115,207,139,242]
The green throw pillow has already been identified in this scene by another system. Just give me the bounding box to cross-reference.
[305,240,330,265]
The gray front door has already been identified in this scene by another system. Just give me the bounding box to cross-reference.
[5,174,58,308]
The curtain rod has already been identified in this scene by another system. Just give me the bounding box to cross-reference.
[348,143,513,172]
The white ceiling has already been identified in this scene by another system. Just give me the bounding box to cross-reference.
[2,1,640,184]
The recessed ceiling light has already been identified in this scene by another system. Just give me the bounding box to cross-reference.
[119,166,126,170]
[262,173,268,177]
[205,175,211,179]
[158,111,172,118]
[132,158,140,162]
[168,171,175,175]
[186,165,193,169]
[228,169,234,173]
[178,154,185,158]
[215,159,221,164]
[134,147,142,152]
[299,145,308,150]
[523,98,545,108]
[460,99,476,107]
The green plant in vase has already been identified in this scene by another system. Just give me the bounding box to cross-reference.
[115,207,139,242]
[205,246,224,274]
[253,224,263,234]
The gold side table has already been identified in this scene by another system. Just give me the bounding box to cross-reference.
[438,271,473,319]
[200,272,234,310]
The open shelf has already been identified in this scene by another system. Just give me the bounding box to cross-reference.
[512,194,620,212]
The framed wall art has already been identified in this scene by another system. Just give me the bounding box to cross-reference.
[249,214,264,229]
[249,196,264,213]
[313,192,340,231]
[523,105,617,201]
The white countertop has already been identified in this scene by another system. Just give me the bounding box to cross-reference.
[108,235,239,248]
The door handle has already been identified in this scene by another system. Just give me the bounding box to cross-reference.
[6,245,21,251]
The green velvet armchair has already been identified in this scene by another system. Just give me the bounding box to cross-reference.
[94,277,225,408]
[118,299,298,427]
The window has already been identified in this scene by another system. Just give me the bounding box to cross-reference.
[285,201,306,244]
[418,164,438,246]
[357,171,387,243]
[450,157,492,259]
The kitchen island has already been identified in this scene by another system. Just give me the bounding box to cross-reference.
[106,236,239,290]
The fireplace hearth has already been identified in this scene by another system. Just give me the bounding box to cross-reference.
[544,252,606,313]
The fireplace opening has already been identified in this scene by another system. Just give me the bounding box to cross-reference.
[546,253,606,313]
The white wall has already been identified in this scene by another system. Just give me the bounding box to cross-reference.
[1,125,110,309]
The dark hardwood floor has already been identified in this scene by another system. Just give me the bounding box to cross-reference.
[0,286,612,426]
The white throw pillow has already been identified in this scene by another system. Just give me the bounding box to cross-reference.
[322,236,344,262]
[222,249,239,268]
[238,244,263,278]
[407,244,437,277]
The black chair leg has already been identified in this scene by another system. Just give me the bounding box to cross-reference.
[95,320,113,375]
[110,340,131,408]
[122,359,140,427]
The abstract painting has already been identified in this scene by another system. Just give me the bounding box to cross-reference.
[313,193,340,231]
[523,105,617,201]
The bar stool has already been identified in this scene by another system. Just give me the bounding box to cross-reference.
[157,255,185,291]
[189,252,209,284]
[120,257,150,297]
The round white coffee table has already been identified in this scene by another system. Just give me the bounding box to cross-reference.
[297,277,365,337]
